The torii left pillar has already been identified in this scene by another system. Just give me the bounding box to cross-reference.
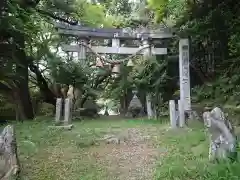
[142,39,154,119]
[78,39,87,67]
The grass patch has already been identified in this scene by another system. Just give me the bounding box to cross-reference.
[4,118,240,180]
[154,122,240,180]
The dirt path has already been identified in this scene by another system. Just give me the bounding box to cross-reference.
[89,128,161,180]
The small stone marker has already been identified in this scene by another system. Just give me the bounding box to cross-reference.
[54,98,73,129]
[169,100,177,128]
[48,124,73,130]
[146,94,153,119]
[64,98,72,125]
[203,107,237,162]
[178,100,185,127]
[55,98,62,124]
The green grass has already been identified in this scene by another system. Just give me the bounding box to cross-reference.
[7,117,240,180]
[154,122,240,180]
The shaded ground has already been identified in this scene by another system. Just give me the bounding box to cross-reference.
[11,117,240,180]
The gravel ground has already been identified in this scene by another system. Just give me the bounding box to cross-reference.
[89,128,160,180]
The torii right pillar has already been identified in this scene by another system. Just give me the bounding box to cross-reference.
[179,39,191,127]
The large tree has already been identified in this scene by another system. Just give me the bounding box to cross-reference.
[0,0,120,120]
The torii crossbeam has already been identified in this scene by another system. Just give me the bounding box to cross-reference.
[55,23,173,40]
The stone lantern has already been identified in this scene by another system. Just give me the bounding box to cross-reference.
[127,59,134,67]
[112,64,120,74]
[95,57,104,67]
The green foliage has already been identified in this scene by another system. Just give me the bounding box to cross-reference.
[0,94,15,120]
[147,0,186,24]
[192,74,240,104]
[73,1,108,27]
[133,56,169,93]
[49,59,88,89]
[191,72,240,124]
[37,103,55,116]
[147,0,168,23]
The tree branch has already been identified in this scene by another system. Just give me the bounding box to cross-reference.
[27,57,56,105]
[36,9,78,25]
[0,82,11,92]
[29,78,38,85]
[29,84,38,89]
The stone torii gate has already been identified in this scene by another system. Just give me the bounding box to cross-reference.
[55,23,191,125]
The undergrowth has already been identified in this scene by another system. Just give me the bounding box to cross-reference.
[190,74,240,125]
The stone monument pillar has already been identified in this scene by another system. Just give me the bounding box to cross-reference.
[179,39,191,112]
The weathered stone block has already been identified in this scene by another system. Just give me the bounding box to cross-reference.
[203,107,237,162]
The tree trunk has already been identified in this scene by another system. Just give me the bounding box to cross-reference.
[8,86,26,121]
[14,33,34,120]
[120,96,126,115]
[15,67,34,120]
[12,88,26,121]
[80,96,87,108]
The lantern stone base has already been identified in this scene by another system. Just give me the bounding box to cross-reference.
[48,124,74,130]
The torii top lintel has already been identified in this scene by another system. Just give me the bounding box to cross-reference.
[55,22,174,40]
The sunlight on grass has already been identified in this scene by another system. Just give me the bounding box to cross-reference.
[7,118,240,180]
